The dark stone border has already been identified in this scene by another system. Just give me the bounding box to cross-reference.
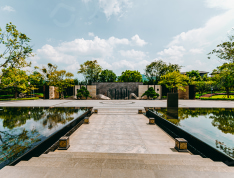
[145,109,234,166]
[8,108,92,166]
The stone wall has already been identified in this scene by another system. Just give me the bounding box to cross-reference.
[49,86,60,99]
[138,85,162,99]
[92,82,143,99]
[178,86,189,99]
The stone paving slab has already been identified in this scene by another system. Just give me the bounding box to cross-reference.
[56,113,189,155]
[0,99,233,108]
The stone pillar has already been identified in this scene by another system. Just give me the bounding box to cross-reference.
[49,86,54,99]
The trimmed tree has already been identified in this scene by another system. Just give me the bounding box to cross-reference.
[141,87,159,99]
[159,71,189,93]
[118,70,142,82]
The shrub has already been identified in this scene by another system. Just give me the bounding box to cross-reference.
[141,87,159,99]
[76,86,92,99]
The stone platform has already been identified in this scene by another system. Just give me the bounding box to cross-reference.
[1,102,234,177]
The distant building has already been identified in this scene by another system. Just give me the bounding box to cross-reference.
[181,71,209,77]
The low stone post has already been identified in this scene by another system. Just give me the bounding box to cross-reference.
[175,138,188,152]
[58,136,70,150]
[84,117,89,124]
[149,117,155,125]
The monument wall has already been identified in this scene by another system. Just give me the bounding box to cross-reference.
[92,82,143,99]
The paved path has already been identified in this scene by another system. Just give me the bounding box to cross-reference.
[56,111,189,155]
[0,99,233,108]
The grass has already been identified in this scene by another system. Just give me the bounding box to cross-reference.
[0,97,40,101]
[34,93,44,97]
[200,95,234,100]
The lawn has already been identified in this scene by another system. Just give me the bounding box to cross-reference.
[0,97,40,101]
[200,95,234,100]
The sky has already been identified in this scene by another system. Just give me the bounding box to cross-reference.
[0,0,234,80]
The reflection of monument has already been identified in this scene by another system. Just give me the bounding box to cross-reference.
[167,107,178,119]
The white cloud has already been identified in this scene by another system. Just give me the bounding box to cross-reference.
[189,48,204,54]
[205,0,234,10]
[88,32,94,37]
[119,49,146,60]
[158,46,185,57]
[167,9,234,48]
[1,5,15,12]
[157,46,186,64]
[35,35,151,76]
[131,35,147,47]
[37,44,76,64]
[98,0,132,19]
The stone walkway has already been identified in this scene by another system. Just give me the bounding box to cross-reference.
[0,99,234,108]
[56,110,188,155]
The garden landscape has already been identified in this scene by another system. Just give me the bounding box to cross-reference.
[1,1,234,177]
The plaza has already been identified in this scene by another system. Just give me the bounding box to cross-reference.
[1,100,234,177]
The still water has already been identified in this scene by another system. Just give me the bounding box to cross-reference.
[0,107,88,169]
[151,108,234,159]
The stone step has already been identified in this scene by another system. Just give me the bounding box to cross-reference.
[45,152,201,159]
[1,166,234,178]
[16,157,217,168]
[41,153,209,161]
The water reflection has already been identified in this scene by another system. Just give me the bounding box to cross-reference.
[150,108,234,158]
[0,107,87,169]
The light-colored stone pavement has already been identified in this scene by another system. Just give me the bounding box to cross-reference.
[0,99,233,108]
[56,112,189,155]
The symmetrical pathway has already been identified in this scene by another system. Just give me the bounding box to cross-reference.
[1,101,234,177]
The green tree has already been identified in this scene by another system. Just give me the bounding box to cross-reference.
[208,30,234,63]
[49,70,74,98]
[76,86,91,99]
[0,23,33,80]
[118,70,142,82]
[141,87,159,99]
[78,60,102,84]
[186,70,201,83]
[159,71,189,93]
[145,60,181,84]
[0,68,32,98]
[40,63,58,84]
[212,63,234,98]
[99,69,117,82]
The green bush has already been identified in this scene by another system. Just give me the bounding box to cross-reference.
[141,87,159,99]
[0,97,39,101]
[76,86,92,99]
[200,97,233,100]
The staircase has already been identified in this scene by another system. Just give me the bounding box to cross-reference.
[1,152,234,177]
[94,108,145,115]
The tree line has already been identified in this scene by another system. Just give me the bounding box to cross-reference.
[0,22,234,98]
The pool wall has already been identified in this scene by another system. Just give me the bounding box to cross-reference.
[8,108,92,166]
[146,109,234,166]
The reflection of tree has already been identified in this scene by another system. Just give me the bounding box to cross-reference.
[42,108,79,129]
[153,108,225,126]
[0,107,83,130]
[0,128,41,164]
[210,109,234,134]
[216,140,234,158]
[0,107,45,129]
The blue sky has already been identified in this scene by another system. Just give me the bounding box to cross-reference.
[0,0,234,79]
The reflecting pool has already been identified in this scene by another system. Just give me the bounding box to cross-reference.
[0,107,88,169]
[150,108,234,159]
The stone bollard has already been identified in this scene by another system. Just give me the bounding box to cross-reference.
[84,117,89,124]
[149,118,155,125]
[58,136,70,150]
[94,109,98,113]
[175,138,188,152]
